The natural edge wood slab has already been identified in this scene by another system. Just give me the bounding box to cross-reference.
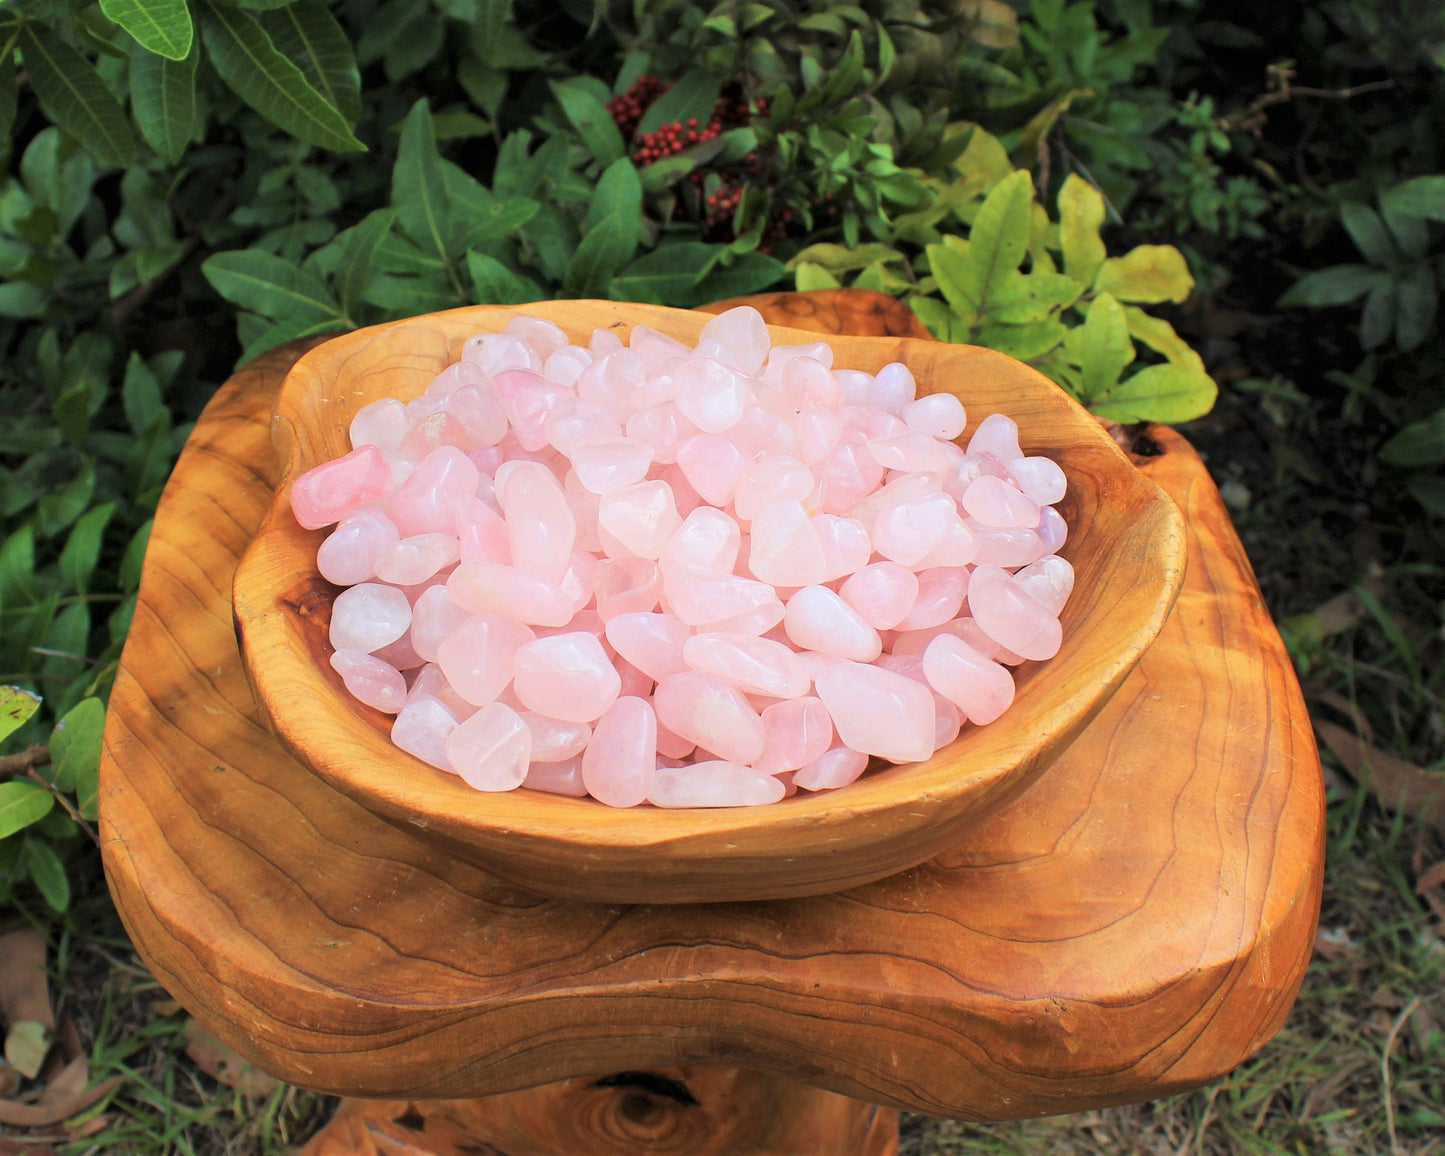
[99,317,1323,1119]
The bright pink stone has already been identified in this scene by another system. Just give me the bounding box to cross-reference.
[329,582,411,652]
[520,711,591,762]
[813,662,935,763]
[512,632,621,722]
[649,762,786,807]
[373,533,460,586]
[967,564,1063,661]
[903,393,966,440]
[699,306,771,375]
[896,566,969,631]
[445,702,531,791]
[410,585,468,661]
[753,697,834,774]
[793,746,869,791]
[435,613,536,706]
[581,695,657,807]
[387,446,479,537]
[683,632,810,699]
[961,474,1040,529]
[839,562,919,630]
[661,507,741,576]
[870,492,958,568]
[922,634,1016,725]
[390,693,458,770]
[675,433,746,507]
[597,481,681,560]
[330,649,408,714]
[967,413,1023,461]
[291,445,393,529]
[605,612,691,682]
[747,499,828,588]
[592,557,662,621]
[317,508,399,586]
[571,437,653,494]
[497,460,575,584]
[446,560,574,627]
[653,671,765,765]
[672,358,747,433]
[733,456,815,523]
[524,756,588,797]
[1014,555,1074,615]
[665,567,783,629]
[784,586,882,661]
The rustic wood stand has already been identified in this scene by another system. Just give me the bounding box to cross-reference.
[99,292,1324,1155]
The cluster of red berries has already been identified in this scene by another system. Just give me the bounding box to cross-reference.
[604,74,672,139]
[632,116,725,166]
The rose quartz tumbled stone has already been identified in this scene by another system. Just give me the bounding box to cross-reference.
[922,634,1016,725]
[330,582,411,652]
[793,746,869,791]
[512,631,621,722]
[317,508,400,586]
[292,445,393,529]
[581,695,657,807]
[445,702,532,791]
[754,696,834,775]
[967,564,1063,661]
[436,613,536,707]
[649,762,785,807]
[814,662,935,763]
[784,585,882,661]
[653,671,765,765]
[329,650,408,714]
[683,632,811,700]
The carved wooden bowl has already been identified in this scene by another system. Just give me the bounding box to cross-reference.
[232,300,1186,904]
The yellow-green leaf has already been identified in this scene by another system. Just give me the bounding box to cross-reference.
[1068,291,1133,403]
[794,262,841,291]
[4,1021,50,1079]
[958,0,1019,48]
[0,781,53,840]
[102,0,193,60]
[950,123,1012,193]
[0,685,41,744]
[1093,363,1218,424]
[786,243,905,273]
[1096,245,1194,304]
[1058,173,1106,286]
[1014,88,1089,168]
[1122,306,1204,370]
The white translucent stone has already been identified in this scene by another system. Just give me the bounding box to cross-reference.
[317,509,400,586]
[649,762,786,807]
[512,632,621,722]
[391,693,458,771]
[581,695,657,807]
[903,393,966,441]
[445,702,532,791]
[330,650,408,714]
[329,583,411,652]
[783,586,882,662]
[699,306,771,376]
[672,357,747,433]
[373,533,460,586]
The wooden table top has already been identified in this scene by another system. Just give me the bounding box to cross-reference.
[99,295,1323,1120]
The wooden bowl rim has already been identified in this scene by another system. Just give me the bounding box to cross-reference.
[234,301,1186,870]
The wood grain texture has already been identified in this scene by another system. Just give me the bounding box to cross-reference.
[231,300,1186,903]
[301,1070,898,1156]
[99,319,1322,1118]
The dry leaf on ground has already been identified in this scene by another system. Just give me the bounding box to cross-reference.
[183,1019,281,1098]
[1314,719,1445,834]
[0,931,53,1029]
[0,1074,122,1128]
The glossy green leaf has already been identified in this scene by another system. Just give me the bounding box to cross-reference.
[238,314,347,365]
[1096,244,1194,304]
[550,78,624,167]
[565,157,641,297]
[988,271,1083,323]
[1277,264,1386,307]
[58,504,114,596]
[612,242,717,305]
[48,697,104,818]
[102,0,193,59]
[786,243,905,273]
[1339,202,1397,266]
[1092,363,1219,424]
[1359,278,1396,350]
[1395,261,1438,352]
[361,273,456,315]
[694,251,787,302]
[0,686,42,745]
[202,249,341,322]
[637,69,721,136]
[926,241,977,317]
[466,251,544,305]
[1379,175,1445,221]
[0,782,53,841]
[963,169,1033,308]
[1070,291,1133,402]
[22,837,69,913]
[198,0,364,153]
[974,316,1066,361]
[19,25,135,167]
[261,0,361,124]
[122,352,165,436]
[1378,406,1445,468]
[793,262,841,291]
[394,100,453,262]
[333,208,399,317]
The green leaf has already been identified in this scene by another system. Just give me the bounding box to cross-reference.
[128,41,197,166]
[202,249,341,322]
[238,314,347,366]
[1359,277,1396,350]
[786,242,905,274]
[694,251,787,302]
[1395,261,1438,352]
[1277,264,1386,308]
[260,0,362,125]
[1057,173,1106,286]
[909,295,959,341]
[122,352,165,436]
[974,316,1066,360]
[564,157,642,298]
[1339,202,1397,266]
[988,271,1083,323]
[519,204,576,283]
[465,251,543,304]
[1095,245,1194,304]
[102,0,193,60]
[1092,364,1218,424]
[22,837,69,913]
[360,273,456,315]
[0,527,38,605]
[119,520,152,593]
[333,208,398,317]
[926,241,976,318]
[198,0,364,153]
[638,154,695,194]
[58,504,114,595]
[394,100,453,262]
[0,782,53,841]
[19,25,135,167]
[3,1020,51,1079]
[0,58,15,144]
[49,698,104,818]
[1378,406,1445,468]
[612,242,717,305]
[962,169,1034,309]
[1379,175,1445,222]
[637,69,721,136]
[793,262,841,291]
[1070,291,1133,403]
[452,195,540,253]
[550,77,624,167]
[1122,306,1205,370]
[0,686,42,745]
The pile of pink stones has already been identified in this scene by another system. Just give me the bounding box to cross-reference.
[289,308,1073,808]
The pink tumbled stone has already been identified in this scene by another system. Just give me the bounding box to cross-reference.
[699,306,770,375]
[505,314,568,358]
[373,533,460,586]
[447,560,575,627]
[597,480,681,560]
[330,649,408,714]
[961,474,1041,529]
[512,632,621,722]
[661,507,741,575]
[592,557,662,622]
[793,745,869,791]
[629,325,693,373]
[820,438,885,513]
[605,612,691,682]
[349,398,410,452]
[493,368,572,451]
[399,411,471,462]
[317,508,399,586]
[544,397,621,455]
[922,634,1016,725]
[462,331,541,375]
[811,515,872,581]
[794,406,843,464]
[520,711,591,762]
[967,412,1023,462]
[581,695,657,807]
[329,582,411,652]
[524,756,588,797]
[1037,504,1069,553]
[435,613,536,707]
[967,521,1046,568]
[649,762,786,807]
[577,348,645,419]
[914,515,978,569]
[571,438,653,494]
[747,499,828,588]
[387,446,479,537]
[867,431,958,475]
[839,562,919,630]
[903,393,966,441]
[753,697,834,775]
[410,585,468,661]
[445,702,532,791]
[896,566,969,631]
[291,445,393,529]
[784,586,882,661]
[1011,455,1067,505]
[455,496,509,565]
[497,460,575,584]
[663,566,780,628]
[869,362,916,414]
[1014,555,1074,615]
[672,357,747,433]
[390,693,457,771]
[675,433,746,508]
[734,456,815,523]
[653,671,766,766]
[683,632,810,699]
[871,492,958,568]
[654,714,696,758]
[814,662,935,763]
[408,663,475,720]
[446,384,509,447]
[967,564,1063,661]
